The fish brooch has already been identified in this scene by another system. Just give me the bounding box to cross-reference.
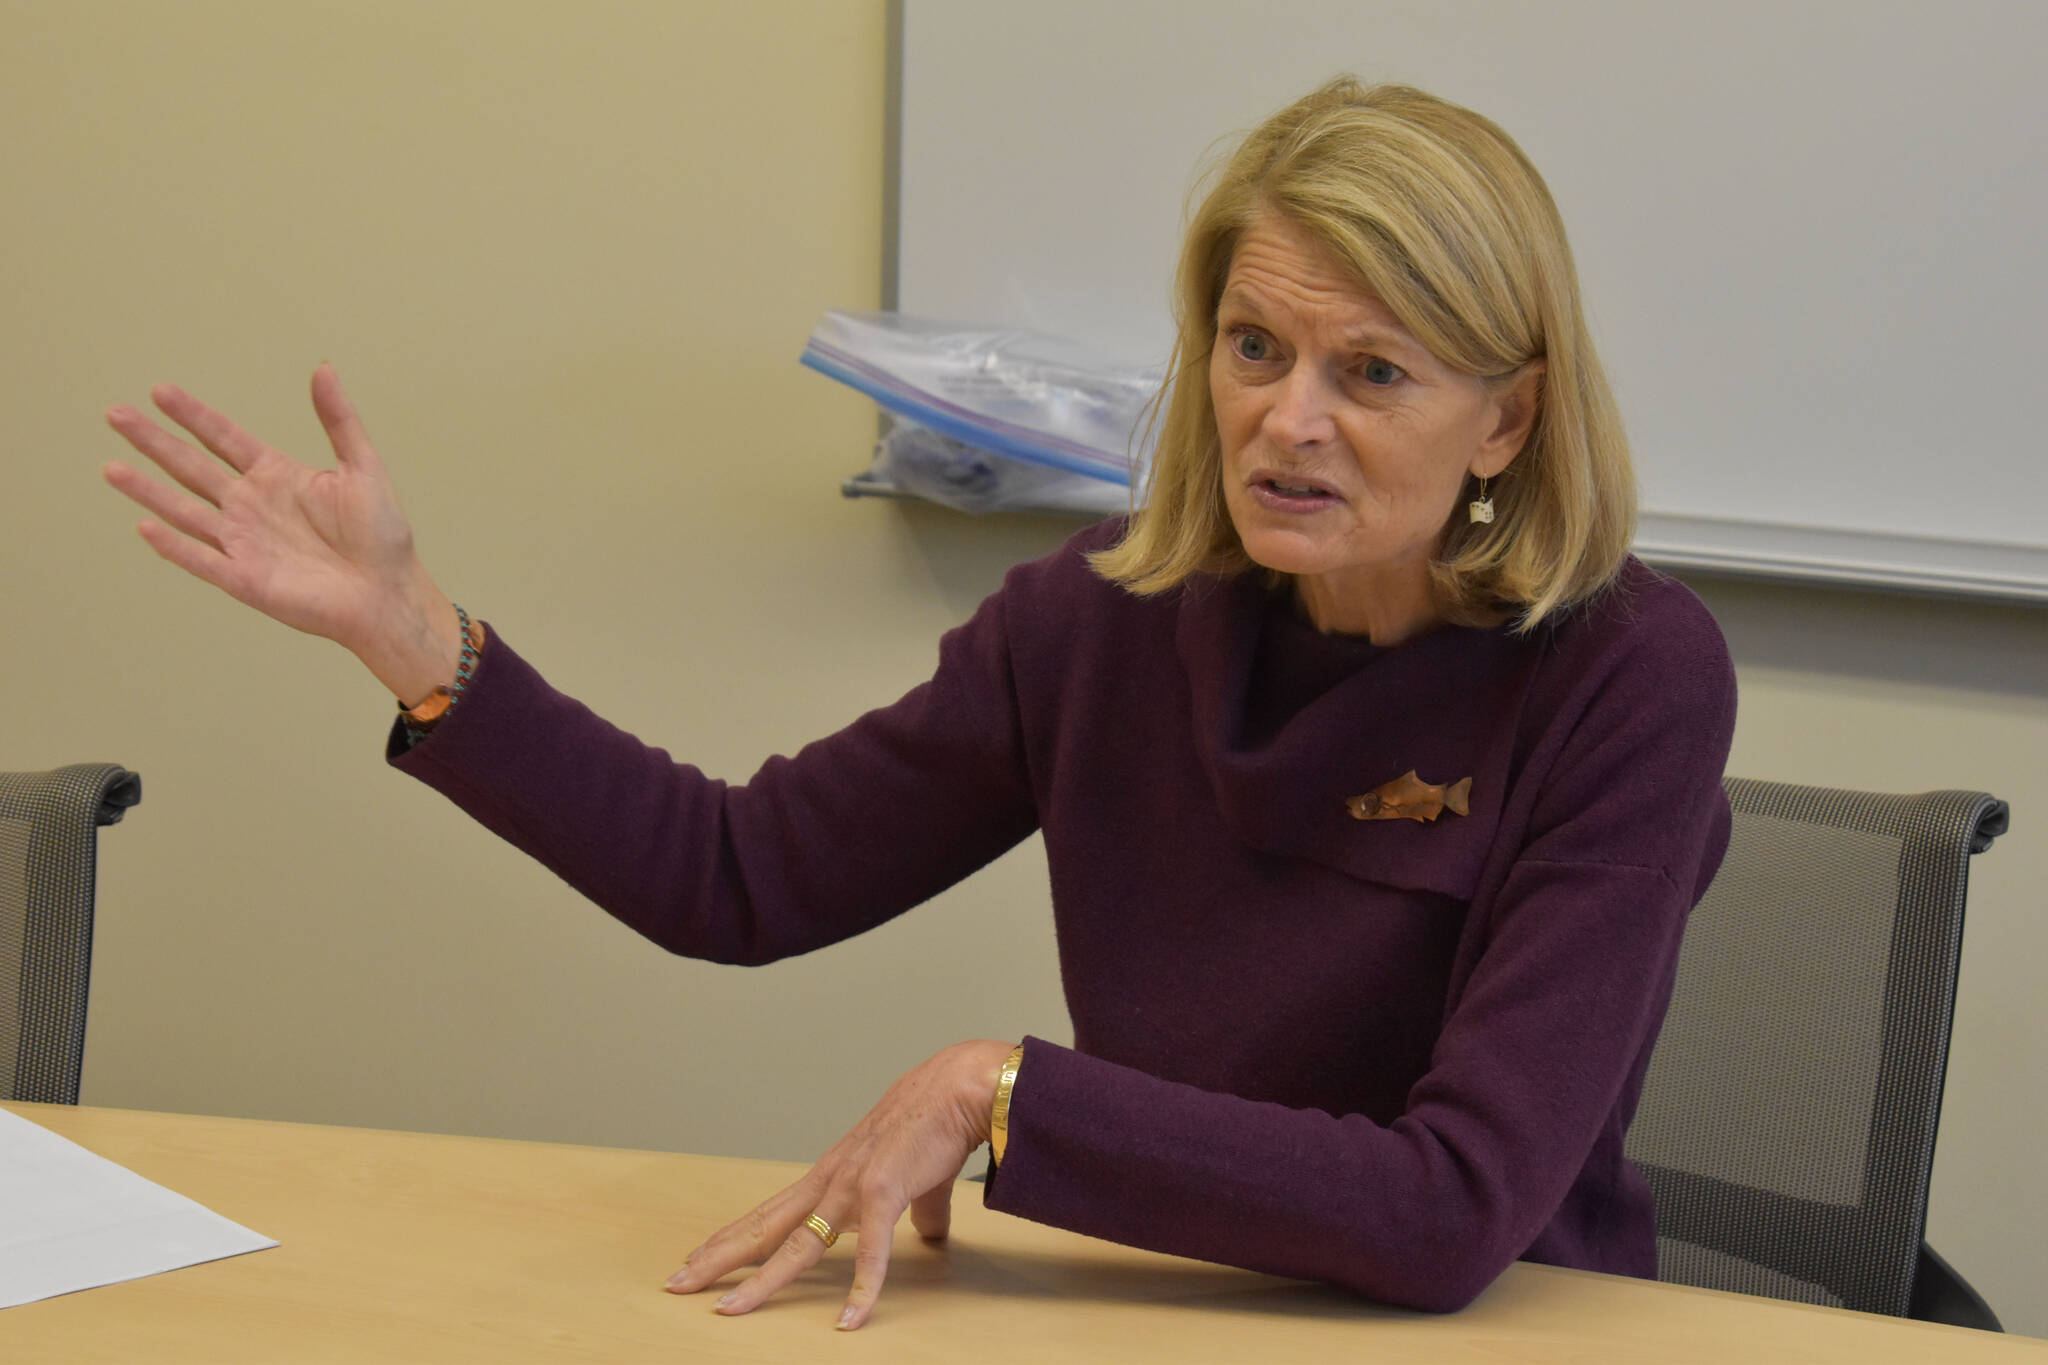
[1346,770,1472,824]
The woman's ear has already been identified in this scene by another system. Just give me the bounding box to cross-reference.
[1474,361,1545,478]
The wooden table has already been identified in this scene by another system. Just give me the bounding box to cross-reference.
[6,1103,2041,1362]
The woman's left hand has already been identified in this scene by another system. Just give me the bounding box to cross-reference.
[666,1038,1017,1331]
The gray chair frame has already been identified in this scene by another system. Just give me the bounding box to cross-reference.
[0,763,141,1104]
[1626,778,2005,1330]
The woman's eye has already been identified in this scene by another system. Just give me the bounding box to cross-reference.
[1361,358,1403,386]
[1233,330,1272,362]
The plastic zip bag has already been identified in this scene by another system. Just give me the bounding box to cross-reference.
[863,417,1135,516]
[801,311,1163,507]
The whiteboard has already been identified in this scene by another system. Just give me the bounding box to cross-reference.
[895,0,2048,602]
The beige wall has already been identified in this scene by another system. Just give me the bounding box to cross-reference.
[3,0,2041,1337]
[0,0,1079,1154]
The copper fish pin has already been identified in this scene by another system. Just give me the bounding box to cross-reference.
[1346,770,1472,823]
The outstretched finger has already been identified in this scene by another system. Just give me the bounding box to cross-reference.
[151,382,270,475]
[310,364,384,472]
[711,1194,852,1318]
[668,1168,829,1295]
[105,405,235,504]
[837,1186,910,1331]
[135,516,237,594]
[104,460,228,553]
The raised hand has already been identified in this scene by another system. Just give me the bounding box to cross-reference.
[667,1039,1015,1331]
[104,365,462,705]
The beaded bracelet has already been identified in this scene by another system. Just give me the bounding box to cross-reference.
[398,603,482,748]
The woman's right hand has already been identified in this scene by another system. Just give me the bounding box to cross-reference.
[103,364,465,706]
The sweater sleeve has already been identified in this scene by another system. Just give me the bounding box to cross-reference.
[983,599,1738,1311]
[386,595,1039,966]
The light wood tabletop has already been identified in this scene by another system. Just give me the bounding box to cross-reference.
[5,1102,2040,1363]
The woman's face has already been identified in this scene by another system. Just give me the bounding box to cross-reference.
[1209,213,1537,640]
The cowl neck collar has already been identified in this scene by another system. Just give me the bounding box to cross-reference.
[1174,572,1539,899]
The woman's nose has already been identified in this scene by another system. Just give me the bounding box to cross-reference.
[1263,365,1339,449]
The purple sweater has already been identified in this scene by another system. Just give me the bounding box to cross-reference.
[391,519,1736,1312]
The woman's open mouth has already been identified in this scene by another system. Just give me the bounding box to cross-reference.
[1249,474,1341,513]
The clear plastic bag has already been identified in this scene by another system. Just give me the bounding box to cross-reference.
[865,417,1135,516]
[802,310,1163,507]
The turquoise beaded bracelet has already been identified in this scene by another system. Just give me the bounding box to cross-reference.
[399,603,479,748]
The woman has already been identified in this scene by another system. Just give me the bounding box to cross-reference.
[102,78,1735,1328]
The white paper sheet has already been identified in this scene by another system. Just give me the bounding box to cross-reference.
[0,1107,277,1309]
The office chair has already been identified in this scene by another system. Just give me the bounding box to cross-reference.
[1625,778,2006,1330]
[0,763,141,1104]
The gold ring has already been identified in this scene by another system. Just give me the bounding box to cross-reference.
[803,1213,839,1249]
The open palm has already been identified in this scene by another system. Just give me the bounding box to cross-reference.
[104,365,448,679]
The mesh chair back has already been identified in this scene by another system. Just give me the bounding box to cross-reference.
[1624,779,2005,1316]
[0,764,141,1103]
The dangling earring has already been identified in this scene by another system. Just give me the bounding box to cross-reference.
[1468,474,1495,525]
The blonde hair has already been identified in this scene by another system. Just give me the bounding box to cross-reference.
[1089,77,1636,632]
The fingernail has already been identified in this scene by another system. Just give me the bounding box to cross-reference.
[837,1305,859,1330]
[715,1292,738,1311]
[665,1270,688,1290]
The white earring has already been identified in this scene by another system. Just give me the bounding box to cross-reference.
[1468,475,1495,525]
